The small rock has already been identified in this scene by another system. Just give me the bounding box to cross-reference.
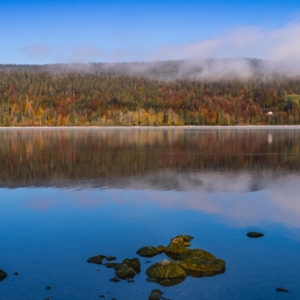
[109,277,120,283]
[149,289,163,300]
[156,245,165,253]
[276,288,289,293]
[99,295,105,298]
[0,269,8,281]
[122,258,141,270]
[45,286,51,290]
[87,254,107,264]
[137,246,159,257]
[246,232,264,238]
[127,278,134,283]
[104,263,121,268]
[14,272,19,276]
[106,256,117,261]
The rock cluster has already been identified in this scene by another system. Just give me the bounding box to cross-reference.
[139,234,225,286]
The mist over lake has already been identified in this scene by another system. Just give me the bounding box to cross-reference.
[1,127,300,300]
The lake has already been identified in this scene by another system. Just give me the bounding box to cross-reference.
[0,127,300,300]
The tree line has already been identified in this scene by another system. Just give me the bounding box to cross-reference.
[0,60,300,126]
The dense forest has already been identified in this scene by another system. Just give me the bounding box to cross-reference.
[1,59,300,126]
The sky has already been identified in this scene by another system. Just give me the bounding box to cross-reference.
[1,0,300,64]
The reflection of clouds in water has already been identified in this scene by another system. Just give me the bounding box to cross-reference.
[22,197,57,211]
[20,174,300,229]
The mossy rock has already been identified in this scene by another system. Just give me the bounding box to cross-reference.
[171,235,194,242]
[181,248,216,260]
[136,246,159,257]
[106,256,117,261]
[146,259,186,279]
[247,232,264,238]
[165,237,187,254]
[156,245,165,253]
[179,257,225,273]
[87,254,106,264]
[115,265,136,279]
[122,258,141,270]
[149,289,163,300]
[0,269,7,281]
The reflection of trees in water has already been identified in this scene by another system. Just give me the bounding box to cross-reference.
[0,129,300,187]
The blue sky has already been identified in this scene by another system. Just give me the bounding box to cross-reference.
[1,0,300,64]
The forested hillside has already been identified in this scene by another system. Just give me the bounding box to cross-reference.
[1,59,300,126]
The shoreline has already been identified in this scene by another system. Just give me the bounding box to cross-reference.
[1,125,300,130]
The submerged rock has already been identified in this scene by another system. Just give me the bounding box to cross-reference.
[146,259,186,279]
[87,254,106,264]
[109,277,120,282]
[165,237,187,255]
[0,269,7,281]
[115,264,136,279]
[104,262,121,268]
[149,289,163,300]
[247,232,264,238]
[276,288,289,293]
[137,246,159,257]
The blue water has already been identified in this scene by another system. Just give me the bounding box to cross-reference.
[0,128,300,299]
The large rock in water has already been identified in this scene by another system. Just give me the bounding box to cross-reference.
[146,259,186,279]
[136,246,159,257]
[178,249,225,274]
[0,269,7,281]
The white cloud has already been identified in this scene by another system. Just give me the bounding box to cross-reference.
[19,20,300,76]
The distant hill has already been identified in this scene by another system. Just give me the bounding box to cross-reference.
[0,58,300,126]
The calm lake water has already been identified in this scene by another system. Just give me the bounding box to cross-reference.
[0,127,300,300]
